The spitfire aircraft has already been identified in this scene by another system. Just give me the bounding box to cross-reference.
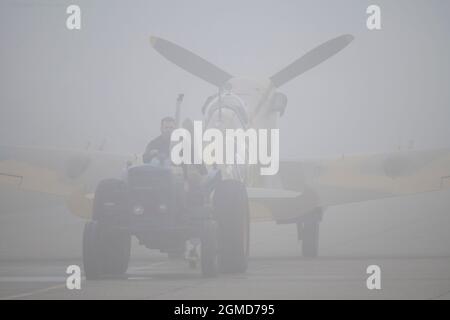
[1,34,450,257]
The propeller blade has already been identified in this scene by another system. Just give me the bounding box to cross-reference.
[150,36,233,87]
[270,34,354,88]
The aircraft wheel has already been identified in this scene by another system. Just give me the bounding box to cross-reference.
[200,220,218,277]
[301,211,321,258]
[214,180,250,273]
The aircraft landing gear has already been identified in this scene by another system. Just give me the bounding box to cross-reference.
[297,208,323,258]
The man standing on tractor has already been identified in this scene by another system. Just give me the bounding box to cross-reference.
[143,116,176,163]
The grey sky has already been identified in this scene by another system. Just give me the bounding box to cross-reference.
[1,0,449,158]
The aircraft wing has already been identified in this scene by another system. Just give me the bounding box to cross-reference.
[0,145,133,218]
[2,145,450,222]
[279,148,450,208]
[246,187,302,222]
[246,148,450,223]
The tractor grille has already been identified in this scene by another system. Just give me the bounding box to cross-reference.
[127,165,174,217]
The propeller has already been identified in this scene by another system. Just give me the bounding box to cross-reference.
[150,36,233,87]
[270,34,354,88]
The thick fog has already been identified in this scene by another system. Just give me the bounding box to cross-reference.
[1,0,449,158]
[1,0,450,300]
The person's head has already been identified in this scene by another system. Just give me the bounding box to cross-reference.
[160,116,176,137]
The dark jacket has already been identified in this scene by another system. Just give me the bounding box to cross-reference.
[143,134,171,163]
[143,134,207,176]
